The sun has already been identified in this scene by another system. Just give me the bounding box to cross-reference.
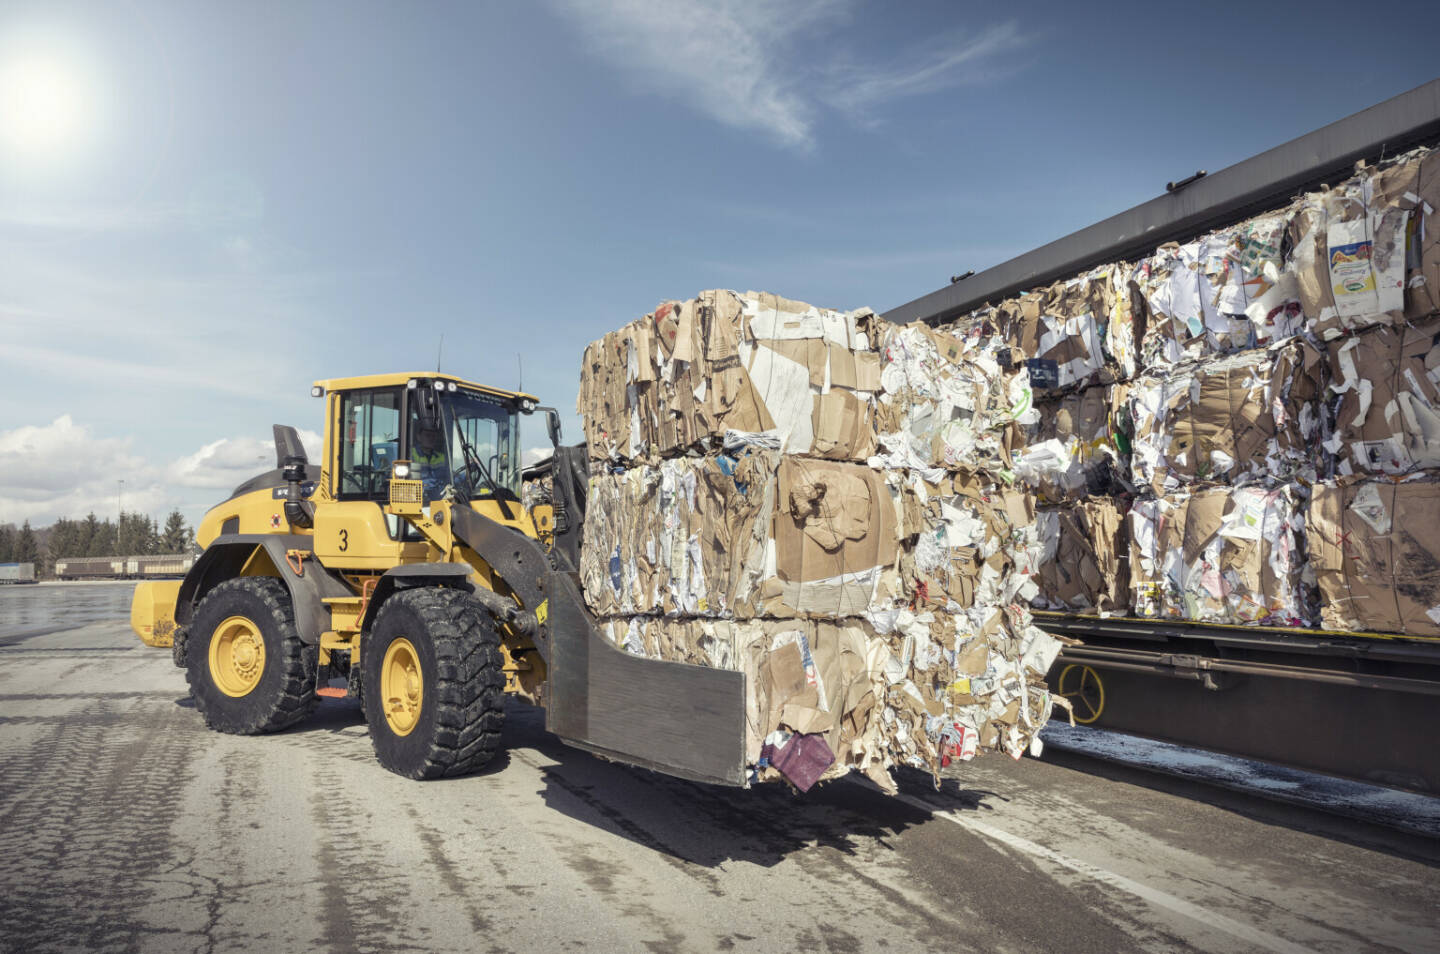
[0,48,94,162]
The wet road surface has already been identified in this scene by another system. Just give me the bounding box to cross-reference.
[1,584,1437,953]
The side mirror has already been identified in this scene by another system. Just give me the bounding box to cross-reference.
[541,407,562,447]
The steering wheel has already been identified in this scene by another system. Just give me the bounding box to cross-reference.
[342,467,373,493]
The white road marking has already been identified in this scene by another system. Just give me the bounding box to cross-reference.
[896,792,1317,954]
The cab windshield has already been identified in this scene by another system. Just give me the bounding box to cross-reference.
[410,387,521,502]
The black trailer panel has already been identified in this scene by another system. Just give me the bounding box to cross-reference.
[1040,613,1440,793]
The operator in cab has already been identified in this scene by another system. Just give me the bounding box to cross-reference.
[412,422,450,501]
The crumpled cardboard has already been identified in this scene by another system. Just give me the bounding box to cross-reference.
[1010,384,1124,502]
[598,608,1065,790]
[893,473,1041,614]
[1134,218,1309,369]
[577,290,881,464]
[1323,313,1440,475]
[1126,337,1323,494]
[579,289,1067,790]
[1129,485,1312,625]
[1290,157,1426,340]
[868,321,1034,476]
[1306,475,1440,636]
[579,449,901,620]
[1033,498,1130,615]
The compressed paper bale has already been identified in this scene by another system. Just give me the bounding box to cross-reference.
[1406,152,1440,318]
[1032,498,1130,614]
[1323,314,1440,475]
[869,321,1035,476]
[1010,383,1123,502]
[894,473,1041,614]
[1126,338,1323,494]
[597,607,1064,787]
[576,290,881,464]
[1128,486,1312,625]
[576,288,1067,791]
[579,450,903,621]
[1307,475,1440,636]
[992,270,1118,394]
[1289,157,1421,341]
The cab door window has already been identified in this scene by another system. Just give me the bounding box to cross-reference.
[338,388,402,499]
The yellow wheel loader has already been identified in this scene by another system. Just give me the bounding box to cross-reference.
[131,372,745,783]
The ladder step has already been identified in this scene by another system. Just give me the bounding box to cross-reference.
[315,687,347,699]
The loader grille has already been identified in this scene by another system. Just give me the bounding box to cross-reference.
[390,479,424,506]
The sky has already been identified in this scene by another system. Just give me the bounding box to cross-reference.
[3,0,1439,530]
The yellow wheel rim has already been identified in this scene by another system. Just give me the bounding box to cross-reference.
[209,615,267,698]
[381,637,423,737]
[1056,664,1106,724]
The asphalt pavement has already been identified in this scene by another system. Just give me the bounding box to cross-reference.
[2,583,1437,954]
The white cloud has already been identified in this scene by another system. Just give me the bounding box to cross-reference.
[550,0,843,149]
[818,23,1029,115]
[522,446,553,469]
[0,416,321,527]
[171,430,321,490]
[548,1,1028,149]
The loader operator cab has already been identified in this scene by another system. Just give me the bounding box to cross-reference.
[336,377,524,507]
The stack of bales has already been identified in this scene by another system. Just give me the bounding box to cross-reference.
[577,290,1066,792]
[942,146,1440,637]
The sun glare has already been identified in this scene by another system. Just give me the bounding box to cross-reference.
[0,49,94,162]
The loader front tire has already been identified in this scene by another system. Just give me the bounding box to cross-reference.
[187,577,318,734]
[362,587,505,779]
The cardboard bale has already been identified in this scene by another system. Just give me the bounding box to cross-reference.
[1306,475,1440,636]
[1126,338,1324,494]
[577,290,881,464]
[1033,498,1130,614]
[1290,155,1426,340]
[1323,314,1440,475]
[579,450,900,620]
[1129,485,1312,625]
[868,321,1034,476]
[995,268,1116,394]
[1010,383,1124,502]
[578,289,1068,791]
[895,474,1042,614]
[598,606,1064,790]
[1135,218,1309,369]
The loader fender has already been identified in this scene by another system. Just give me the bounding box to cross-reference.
[358,563,474,633]
[176,534,353,644]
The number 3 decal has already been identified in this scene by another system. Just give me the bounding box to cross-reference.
[338,528,349,552]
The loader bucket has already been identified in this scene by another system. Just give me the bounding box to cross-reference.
[543,571,748,786]
[448,504,748,786]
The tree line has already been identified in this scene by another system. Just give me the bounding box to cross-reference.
[0,510,193,575]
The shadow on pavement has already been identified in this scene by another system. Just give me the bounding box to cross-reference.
[503,702,1003,869]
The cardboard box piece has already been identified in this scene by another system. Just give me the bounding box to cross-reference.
[1033,499,1130,614]
[1126,338,1323,494]
[1129,485,1311,625]
[1307,475,1440,636]
[1323,314,1440,476]
[1010,383,1123,502]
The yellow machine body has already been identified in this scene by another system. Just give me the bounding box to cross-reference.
[131,580,184,647]
[129,369,751,787]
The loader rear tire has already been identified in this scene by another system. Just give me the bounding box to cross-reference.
[362,587,505,779]
[186,577,318,734]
